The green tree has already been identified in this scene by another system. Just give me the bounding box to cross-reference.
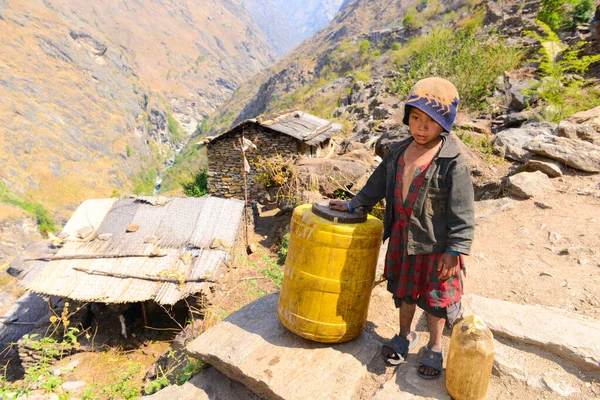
[182,169,208,197]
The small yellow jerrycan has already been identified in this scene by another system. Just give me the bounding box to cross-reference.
[446,314,495,400]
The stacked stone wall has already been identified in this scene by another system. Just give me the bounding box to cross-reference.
[207,126,300,200]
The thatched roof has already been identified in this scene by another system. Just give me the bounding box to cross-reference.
[207,110,343,147]
[17,196,245,305]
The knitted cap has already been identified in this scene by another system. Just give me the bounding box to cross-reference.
[403,77,460,133]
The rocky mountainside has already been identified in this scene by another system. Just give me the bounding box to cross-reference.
[0,0,276,219]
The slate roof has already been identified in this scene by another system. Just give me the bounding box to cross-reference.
[208,110,342,147]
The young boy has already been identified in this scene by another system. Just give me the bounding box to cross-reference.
[330,77,474,380]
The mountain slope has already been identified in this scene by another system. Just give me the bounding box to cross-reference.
[0,0,276,219]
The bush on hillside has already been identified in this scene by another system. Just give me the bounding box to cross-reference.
[525,22,600,122]
[389,28,522,110]
[182,169,208,197]
[537,0,595,32]
[0,182,56,234]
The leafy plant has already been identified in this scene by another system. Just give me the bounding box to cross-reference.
[182,169,208,197]
[277,233,290,265]
[525,22,600,121]
[0,182,56,234]
[537,0,595,31]
[167,111,183,143]
[260,254,283,288]
[177,358,203,385]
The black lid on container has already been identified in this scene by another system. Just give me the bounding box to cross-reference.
[312,200,367,224]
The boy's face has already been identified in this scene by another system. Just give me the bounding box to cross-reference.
[408,107,444,146]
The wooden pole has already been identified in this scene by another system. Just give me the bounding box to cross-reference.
[241,128,250,251]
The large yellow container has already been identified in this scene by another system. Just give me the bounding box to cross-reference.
[277,202,383,343]
[446,315,495,400]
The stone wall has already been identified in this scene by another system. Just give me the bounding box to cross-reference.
[207,125,300,200]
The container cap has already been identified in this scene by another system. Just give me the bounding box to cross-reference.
[312,200,367,224]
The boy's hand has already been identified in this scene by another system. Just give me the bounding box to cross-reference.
[438,253,459,281]
[329,199,349,212]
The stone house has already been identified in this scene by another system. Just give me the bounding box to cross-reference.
[206,110,342,201]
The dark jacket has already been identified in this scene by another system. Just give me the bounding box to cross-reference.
[348,134,475,255]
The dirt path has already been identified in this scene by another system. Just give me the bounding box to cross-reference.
[467,172,600,318]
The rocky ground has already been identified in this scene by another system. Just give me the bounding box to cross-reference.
[156,167,599,400]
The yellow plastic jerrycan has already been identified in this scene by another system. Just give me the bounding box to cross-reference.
[446,314,495,400]
[277,201,383,343]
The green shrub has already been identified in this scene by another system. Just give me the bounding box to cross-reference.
[403,14,415,29]
[525,22,600,121]
[354,70,371,83]
[359,40,370,55]
[182,169,208,197]
[167,111,183,143]
[537,0,594,31]
[132,169,158,195]
[391,42,401,51]
[389,28,523,110]
[278,232,290,265]
[569,0,595,28]
[0,182,56,233]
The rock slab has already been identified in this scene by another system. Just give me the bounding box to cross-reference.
[464,294,600,371]
[185,293,381,400]
[494,124,555,162]
[142,367,261,400]
[524,135,600,173]
[507,171,553,199]
[524,155,564,177]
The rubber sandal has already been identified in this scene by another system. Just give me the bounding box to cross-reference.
[381,331,419,366]
[417,346,443,380]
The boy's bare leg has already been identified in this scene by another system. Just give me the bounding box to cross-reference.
[399,302,416,337]
[420,312,445,376]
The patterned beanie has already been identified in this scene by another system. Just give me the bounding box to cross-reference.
[402,77,460,133]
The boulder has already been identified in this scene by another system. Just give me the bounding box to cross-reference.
[374,125,410,158]
[507,171,553,199]
[454,114,492,135]
[557,121,600,145]
[567,106,600,127]
[185,294,381,400]
[524,155,564,177]
[506,79,534,112]
[524,135,600,173]
[494,124,555,162]
[464,294,600,371]
[296,158,368,196]
[141,367,261,400]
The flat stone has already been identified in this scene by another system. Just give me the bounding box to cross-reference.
[126,223,139,232]
[493,339,584,397]
[524,155,564,177]
[185,293,381,400]
[524,135,600,173]
[475,198,515,222]
[558,121,600,145]
[141,367,261,400]
[62,381,86,392]
[494,124,554,162]
[76,226,94,239]
[464,294,600,371]
[567,106,600,126]
[507,171,553,199]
